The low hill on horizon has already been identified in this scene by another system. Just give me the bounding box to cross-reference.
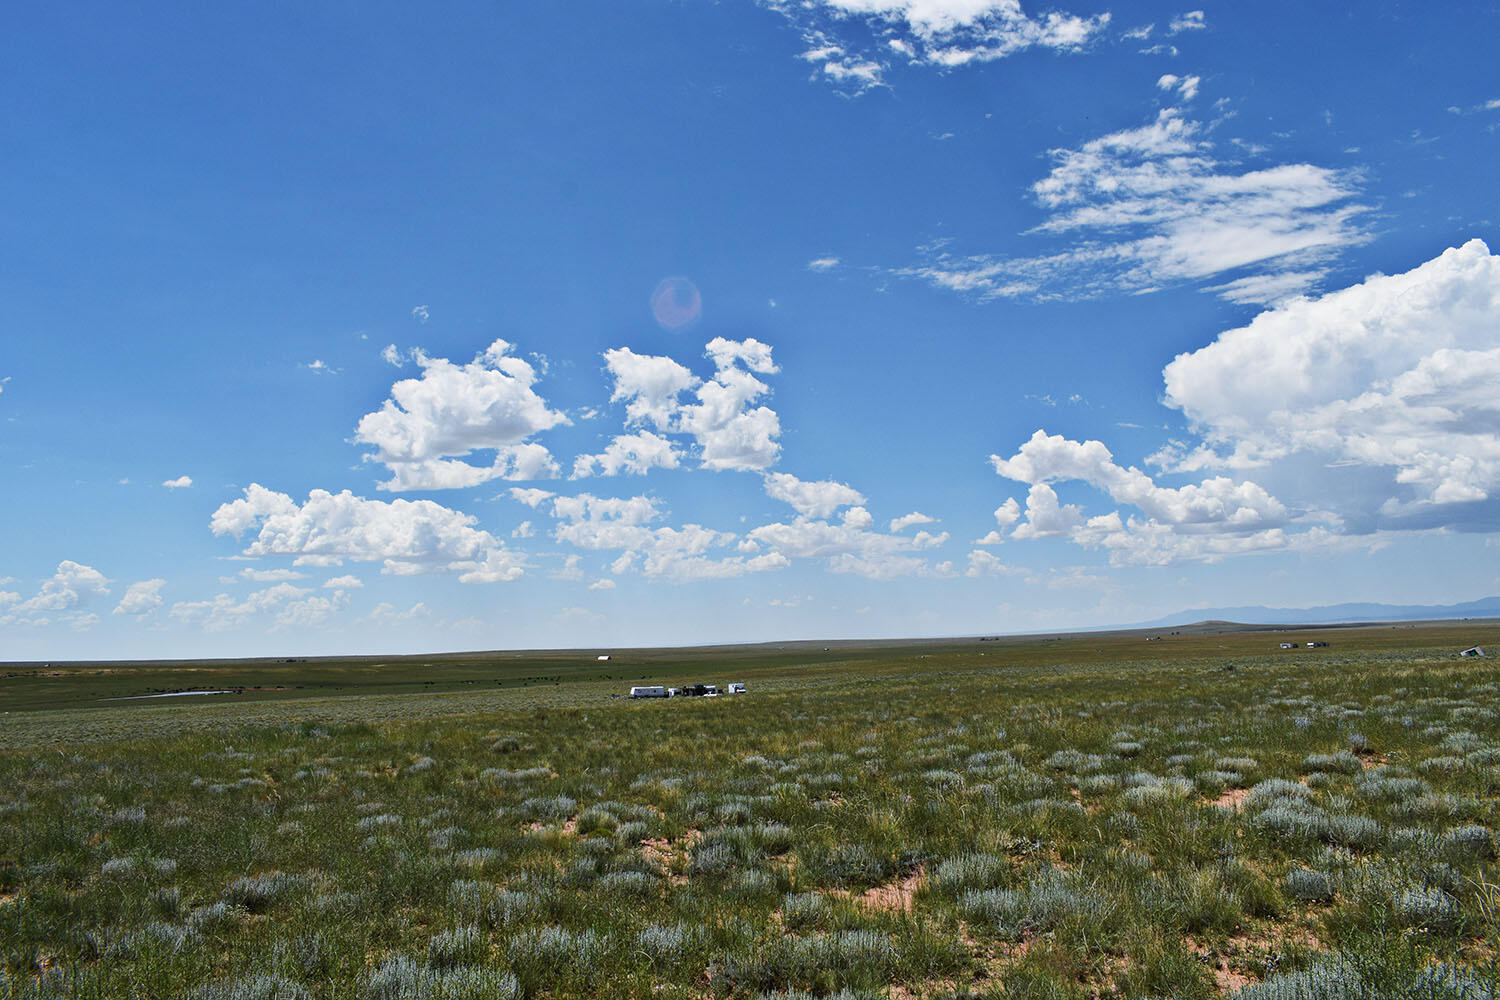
[1134,595,1500,630]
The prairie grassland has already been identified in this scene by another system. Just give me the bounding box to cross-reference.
[3,626,1500,998]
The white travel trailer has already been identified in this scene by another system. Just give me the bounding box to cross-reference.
[726,682,747,694]
[629,685,667,698]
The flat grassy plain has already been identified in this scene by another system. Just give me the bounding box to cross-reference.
[4,621,1500,998]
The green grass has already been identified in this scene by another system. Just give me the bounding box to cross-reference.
[3,621,1500,997]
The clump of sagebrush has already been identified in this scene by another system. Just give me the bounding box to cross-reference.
[1301,750,1363,775]
[781,891,831,931]
[426,925,486,968]
[364,955,518,1000]
[931,852,1006,894]
[1393,885,1463,932]
[223,871,309,913]
[1285,867,1335,902]
[958,867,1106,941]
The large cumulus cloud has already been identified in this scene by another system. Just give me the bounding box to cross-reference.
[211,484,527,582]
[989,240,1500,565]
[1159,238,1500,522]
[355,339,567,491]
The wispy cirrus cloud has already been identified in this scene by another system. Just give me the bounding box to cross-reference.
[1167,10,1205,34]
[763,0,1110,94]
[893,104,1369,305]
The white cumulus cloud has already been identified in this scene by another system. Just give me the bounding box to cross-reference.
[745,508,943,580]
[889,511,937,532]
[572,431,681,478]
[764,472,866,518]
[1158,238,1500,528]
[170,582,350,632]
[163,476,193,489]
[210,483,526,582]
[2,561,112,628]
[509,487,555,508]
[602,338,782,473]
[355,338,568,491]
[987,240,1500,564]
[994,430,1289,530]
[238,567,306,583]
[112,578,165,617]
[549,492,786,582]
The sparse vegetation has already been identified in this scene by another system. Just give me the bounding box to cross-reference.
[3,623,1500,996]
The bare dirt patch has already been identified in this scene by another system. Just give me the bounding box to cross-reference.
[523,816,579,837]
[1189,922,1326,994]
[639,829,700,885]
[1211,788,1251,810]
[857,868,925,913]
[1214,964,1255,993]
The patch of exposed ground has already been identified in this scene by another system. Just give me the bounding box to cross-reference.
[523,816,579,837]
[1211,787,1251,810]
[1189,923,1326,995]
[857,868,925,913]
[638,828,700,885]
[959,923,1035,982]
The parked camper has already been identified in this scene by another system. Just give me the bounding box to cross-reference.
[597,655,611,661]
[727,682,746,694]
[1307,641,1330,648]
[1279,643,1296,649]
[1461,646,1486,658]
[629,685,667,698]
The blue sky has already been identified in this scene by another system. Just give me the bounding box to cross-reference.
[3,2,1498,659]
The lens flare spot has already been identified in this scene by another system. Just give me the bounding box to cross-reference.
[651,277,702,330]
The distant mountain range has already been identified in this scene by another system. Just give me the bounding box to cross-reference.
[1133,596,1500,629]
